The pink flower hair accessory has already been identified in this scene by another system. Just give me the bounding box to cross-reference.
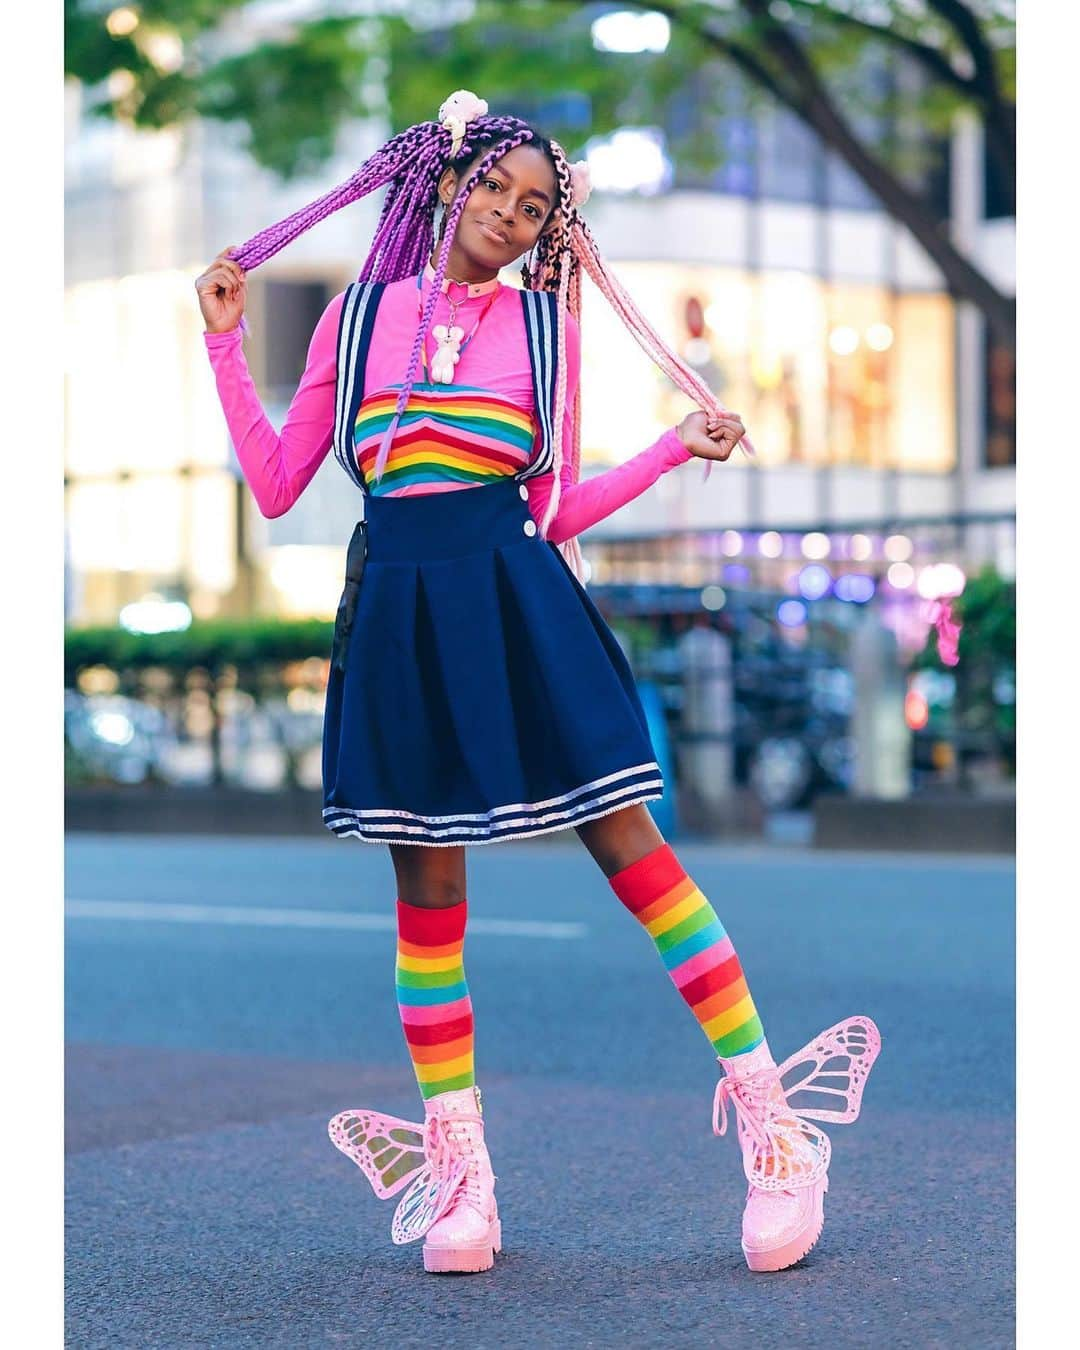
[569,160,592,210]
[439,90,490,158]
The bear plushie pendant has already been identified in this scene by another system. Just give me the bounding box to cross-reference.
[431,324,465,383]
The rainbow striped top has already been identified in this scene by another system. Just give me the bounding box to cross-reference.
[353,383,538,496]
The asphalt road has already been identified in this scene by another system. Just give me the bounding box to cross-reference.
[65,834,1014,1349]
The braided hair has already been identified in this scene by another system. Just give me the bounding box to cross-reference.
[229,99,729,582]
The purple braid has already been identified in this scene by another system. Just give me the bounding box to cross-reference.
[222,95,746,590]
[371,120,536,481]
[229,121,447,271]
[226,106,596,491]
[359,140,444,282]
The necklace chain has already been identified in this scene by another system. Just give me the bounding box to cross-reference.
[415,270,501,383]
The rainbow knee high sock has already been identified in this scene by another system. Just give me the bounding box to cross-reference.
[395,898,476,1099]
[608,843,765,1058]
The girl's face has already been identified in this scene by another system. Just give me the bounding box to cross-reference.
[438,143,560,269]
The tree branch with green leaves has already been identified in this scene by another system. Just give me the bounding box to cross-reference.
[64,0,1014,343]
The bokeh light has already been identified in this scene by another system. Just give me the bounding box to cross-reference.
[884,533,913,562]
[800,532,830,560]
[591,10,671,53]
[797,564,832,600]
[758,531,783,558]
[90,710,136,746]
[848,533,873,561]
[934,563,966,597]
[118,598,193,634]
[904,690,930,731]
[106,7,139,37]
[887,562,915,589]
[719,529,742,556]
[866,323,895,351]
[143,32,184,74]
[108,69,136,99]
[829,326,859,356]
[585,128,672,194]
[834,574,875,603]
[777,599,808,628]
[917,563,967,599]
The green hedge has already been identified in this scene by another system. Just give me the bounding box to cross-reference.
[65,618,336,682]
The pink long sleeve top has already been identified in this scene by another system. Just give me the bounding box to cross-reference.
[203,271,694,545]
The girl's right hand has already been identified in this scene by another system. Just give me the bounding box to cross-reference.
[196,248,247,333]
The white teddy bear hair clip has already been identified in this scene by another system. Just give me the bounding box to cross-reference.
[439,91,593,214]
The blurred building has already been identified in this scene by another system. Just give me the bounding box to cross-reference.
[64,12,1014,634]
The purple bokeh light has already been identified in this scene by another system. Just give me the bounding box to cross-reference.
[777,599,808,628]
[834,573,876,603]
[797,564,832,600]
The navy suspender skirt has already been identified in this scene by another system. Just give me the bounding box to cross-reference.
[320,283,664,846]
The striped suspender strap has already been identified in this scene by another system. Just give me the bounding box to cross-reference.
[333,281,386,491]
[517,288,559,481]
[334,281,557,488]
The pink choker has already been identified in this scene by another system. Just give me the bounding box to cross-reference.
[423,259,501,298]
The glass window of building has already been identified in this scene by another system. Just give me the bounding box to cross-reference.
[984,330,1016,467]
[890,294,956,471]
[667,74,757,197]
[757,110,823,205]
[262,281,333,399]
[578,262,954,474]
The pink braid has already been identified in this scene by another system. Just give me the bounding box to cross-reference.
[564,258,584,505]
[548,249,586,581]
[222,105,746,513]
[527,140,587,580]
[533,138,753,580]
[563,261,585,579]
[570,220,724,416]
[540,247,573,538]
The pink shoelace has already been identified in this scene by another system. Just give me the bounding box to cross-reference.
[713,1066,827,1193]
[712,1066,785,1149]
[424,1109,487,1208]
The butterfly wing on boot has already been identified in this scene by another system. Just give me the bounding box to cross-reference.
[389,1159,468,1246]
[328,1109,426,1198]
[327,1108,467,1246]
[777,1016,882,1124]
[741,1109,833,1192]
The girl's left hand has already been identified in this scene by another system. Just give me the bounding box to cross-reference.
[677,409,748,461]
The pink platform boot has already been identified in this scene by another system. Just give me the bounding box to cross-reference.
[713,1016,881,1272]
[419,1086,500,1273]
[328,1083,501,1275]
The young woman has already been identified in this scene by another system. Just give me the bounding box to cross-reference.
[197,91,880,1277]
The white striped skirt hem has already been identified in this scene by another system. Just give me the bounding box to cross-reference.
[323,762,664,847]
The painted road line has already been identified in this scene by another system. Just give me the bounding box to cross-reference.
[64,899,586,940]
